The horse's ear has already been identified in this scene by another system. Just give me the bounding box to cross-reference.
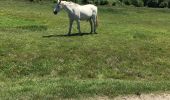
[58,0,61,4]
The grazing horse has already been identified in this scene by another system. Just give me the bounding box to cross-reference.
[53,0,98,35]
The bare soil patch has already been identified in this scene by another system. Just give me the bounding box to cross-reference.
[87,93,170,100]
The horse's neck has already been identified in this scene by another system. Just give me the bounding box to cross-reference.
[61,1,78,14]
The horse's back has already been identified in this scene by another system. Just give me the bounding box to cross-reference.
[80,4,97,15]
[83,4,97,11]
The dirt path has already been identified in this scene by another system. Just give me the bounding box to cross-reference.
[114,93,170,100]
[87,93,170,100]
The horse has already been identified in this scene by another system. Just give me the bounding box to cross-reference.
[53,0,98,35]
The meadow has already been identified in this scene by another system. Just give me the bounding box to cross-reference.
[0,0,170,99]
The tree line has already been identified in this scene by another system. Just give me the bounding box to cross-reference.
[29,0,170,8]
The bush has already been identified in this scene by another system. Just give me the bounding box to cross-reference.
[112,0,123,6]
[147,0,159,7]
[82,0,89,4]
[100,0,109,5]
[94,1,100,5]
[29,0,41,2]
[143,0,148,6]
[168,1,170,8]
[159,1,168,7]
[122,0,132,5]
[112,1,116,5]
[53,0,57,3]
[118,0,144,6]
[131,0,144,7]
[94,0,108,5]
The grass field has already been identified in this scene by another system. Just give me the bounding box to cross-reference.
[0,0,170,99]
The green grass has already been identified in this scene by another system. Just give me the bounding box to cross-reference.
[0,0,170,99]
[0,78,170,99]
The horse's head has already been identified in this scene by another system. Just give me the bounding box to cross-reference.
[53,0,62,15]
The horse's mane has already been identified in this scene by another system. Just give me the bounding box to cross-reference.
[65,1,79,6]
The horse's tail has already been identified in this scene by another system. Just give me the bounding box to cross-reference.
[96,15,98,27]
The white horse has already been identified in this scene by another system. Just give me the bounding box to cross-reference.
[53,0,98,35]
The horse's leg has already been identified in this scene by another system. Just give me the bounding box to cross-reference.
[76,20,81,34]
[68,19,73,35]
[89,18,93,33]
[92,16,97,34]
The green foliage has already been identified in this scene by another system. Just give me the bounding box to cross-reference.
[115,0,170,7]
[147,0,159,7]
[168,1,170,7]
[112,1,117,5]
[110,0,123,6]
[131,0,144,6]
[53,0,57,3]
[29,0,42,2]
[100,0,109,5]
[143,0,148,6]
[94,0,109,5]
[122,0,132,5]
[81,0,88,4]
[114,0,124,6]
[158,0,170,8]
[159,1,168,8]
[118,0,144,7]
[28,0,170,8]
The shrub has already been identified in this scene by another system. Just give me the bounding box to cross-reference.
[158,0,164,4]
[147,0,159,7]
[112,0,123,6]
[112,1,116,5]
[53,0,57,3]
[131,0,144,7]
[118,0,144,6]
[94,1,100,5]
[159,1,168,7]
[95,0,108,5]
[29,0,41,2]
[143,0,148,6]
[168,1,170,8]
[122,0,131,5]
[82,0,89,4]
[100,0,109,5]
[88,0,94,4]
